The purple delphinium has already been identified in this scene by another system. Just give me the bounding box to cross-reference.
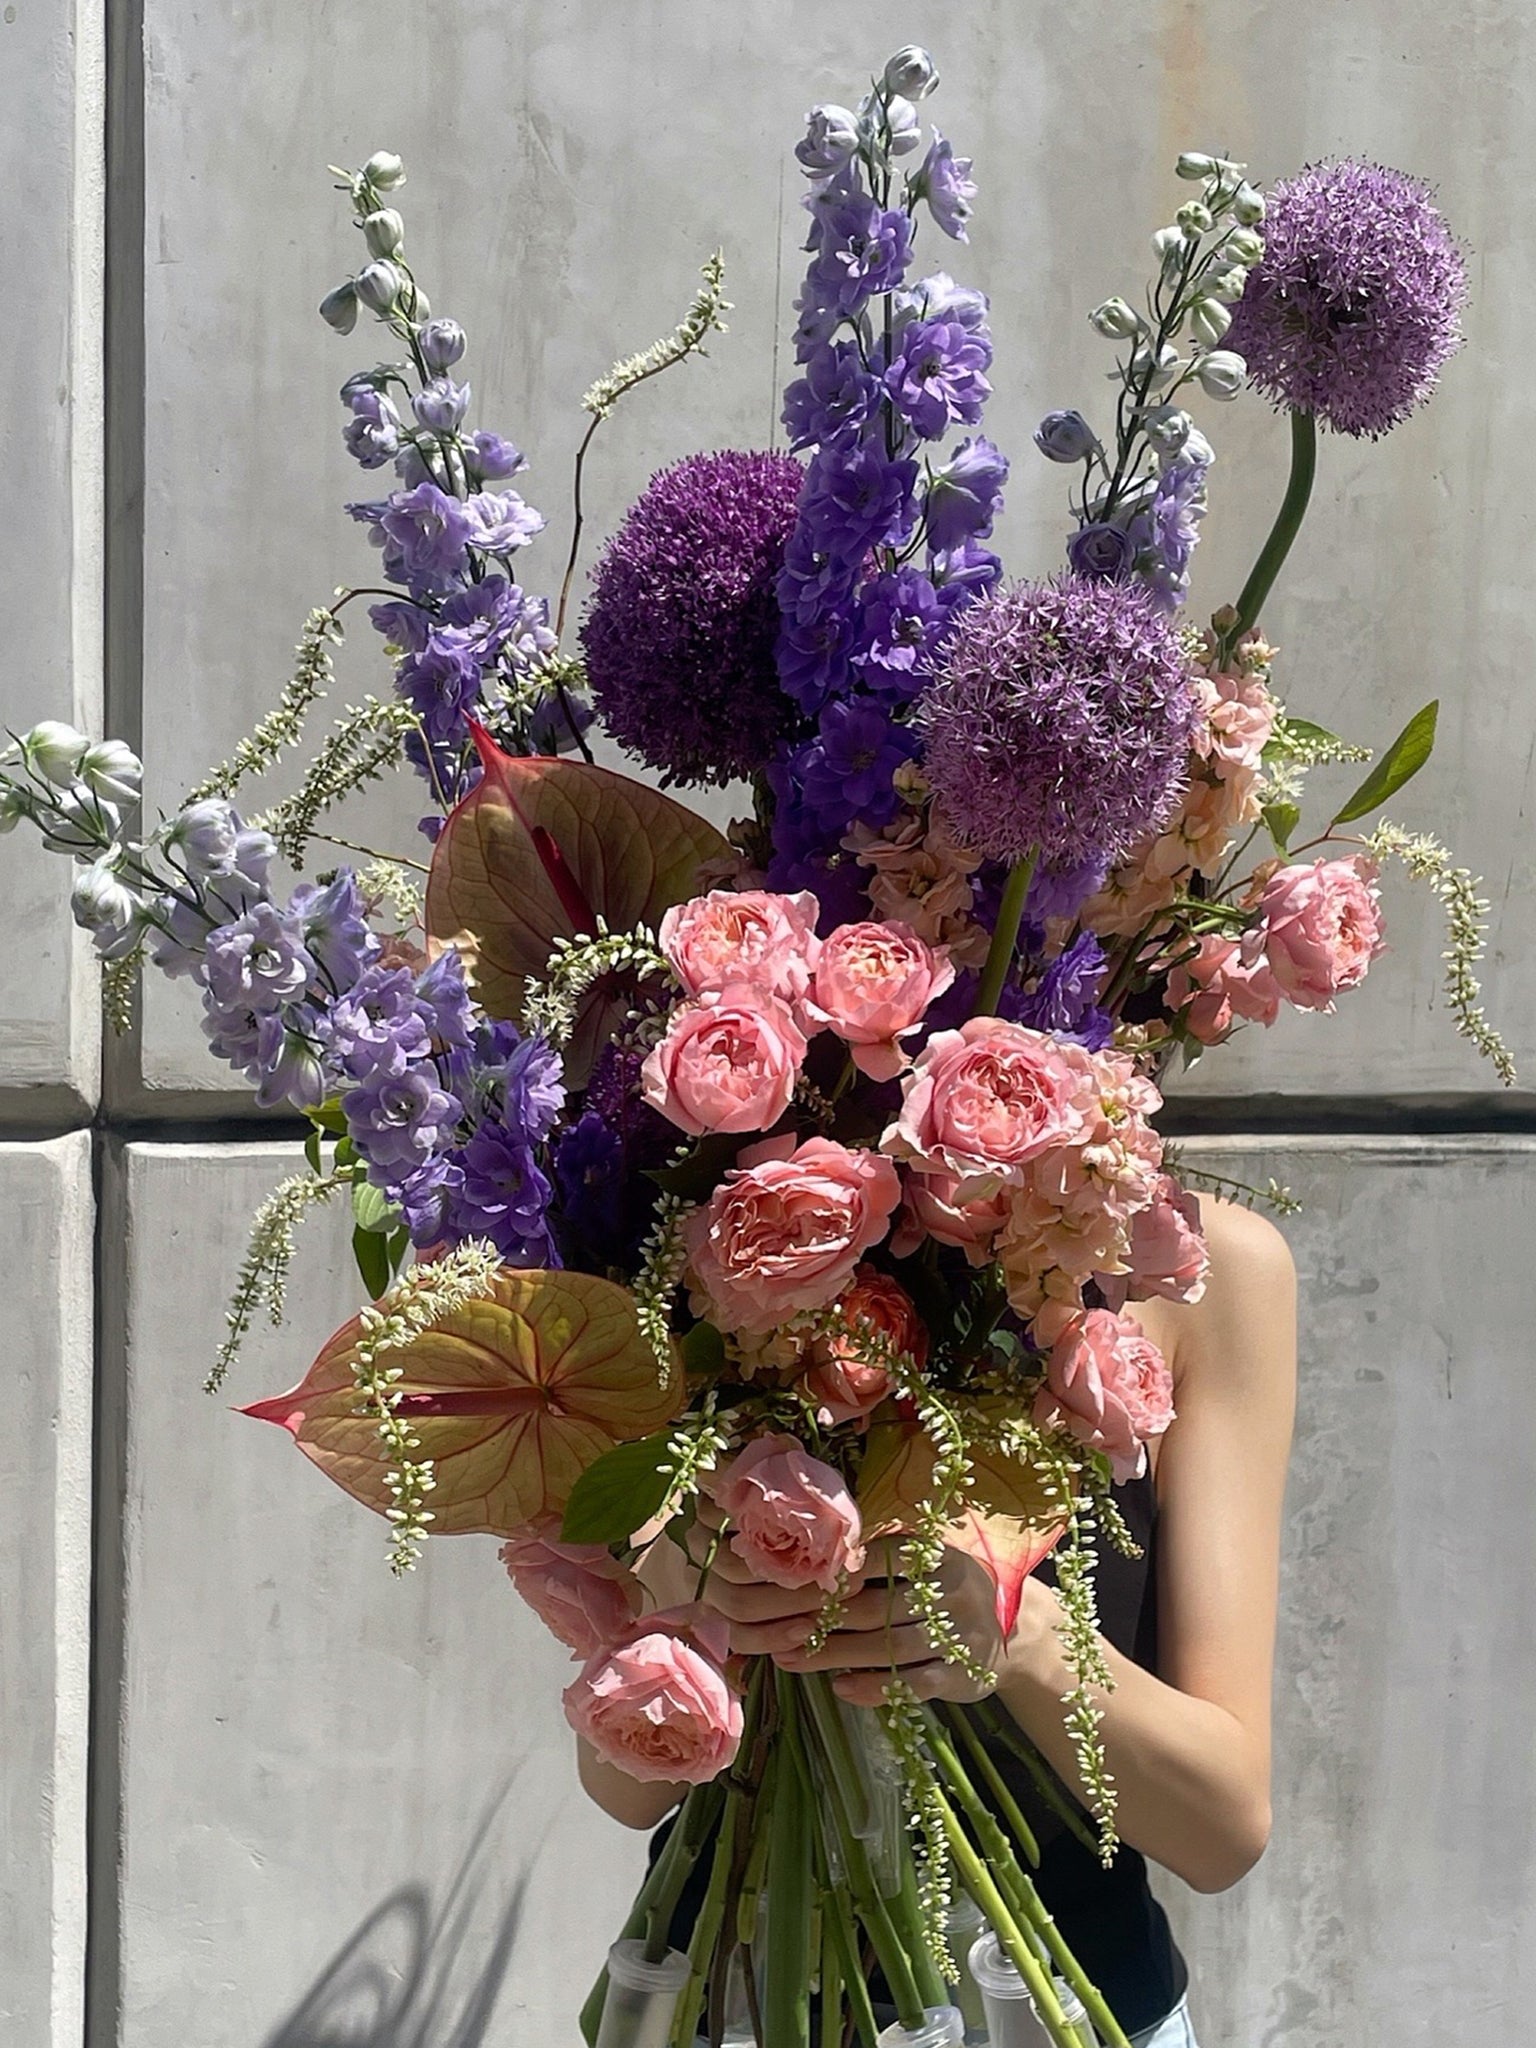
[343,388,402,469]
[805,189,915,317]
[1225,159,1467,438]
[794,700,919,833]
[850,568,954,702]
[344,1064,463,1181]
[918,574,1197,872]
[582,449,807,786]
[882,318,992,440]
[781,342,882,451]
[923,435,1009,552]
[446,1117,560,1265]
[911,133,977,242]
[1013,930,1113,1049]
[553,1110,629,1265]
[349,481,474,595]
[1126,461,1208,610]
[1067,522,1135,582]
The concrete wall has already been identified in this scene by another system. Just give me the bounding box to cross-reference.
[1,4,1532,2045]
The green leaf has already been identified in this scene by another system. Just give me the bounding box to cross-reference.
[560,1431,677,1545]
[303,1127,322,1175]
[1331,701,1439,826]
[1265,715,1351,759]
[308,1098,348,1136]
[679,1320,726,1377]
[351,1179,398,1235]
[1262,800,1300,853]
[334,1136,358,1172]
[386,1227,412,1281]
[646,1130,753,1202]
[352,1222,393,1300]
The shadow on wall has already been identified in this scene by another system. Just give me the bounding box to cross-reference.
[261,1786,532,2048]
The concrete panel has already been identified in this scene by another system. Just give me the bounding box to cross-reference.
[0,1134,94,2048]
[128,0,1534,1104]
[1162,1136,1536,2046]
[0,0,103,1116]
[103,1143,646,2044]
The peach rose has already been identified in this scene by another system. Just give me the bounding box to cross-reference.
[1167,929,1281,1044]
[658,889,821,1007]
[708,1433,866,1590]
[641,984,807,1137]
[1033,1307,1175,1482]
[884,1018,1091,1197]
[684,1136,902,1335]
[562,1604,742,1784]
[803,1267,928,1425]
[500,1520,643,1659]
[890,1168,1011,1264]
[1257,857,1384,1013]
[805,921,955,1080]
[1116,1172,1209,1307]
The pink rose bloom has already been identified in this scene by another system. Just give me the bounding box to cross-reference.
[684,1136,902,1334]
[884,1018,1091,1197]
[1033,1308,1175,1482]
[500,1520,643,1659]
[641,984,807,1137]
[803,1267,928,1426]
[1257,857,1384,1013]
[1167,929,1282,1044]
[659,889,821,1008]
[709,1433,866,1589]
[562,1604,742,1785]
[805,921,955,1080]
[1120,1173,1209,1306]
[891,1168,1011,1264]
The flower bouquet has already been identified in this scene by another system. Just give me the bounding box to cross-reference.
[2,42,1511,2048]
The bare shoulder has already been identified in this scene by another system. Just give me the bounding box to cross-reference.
[1198,1195,1297,1303]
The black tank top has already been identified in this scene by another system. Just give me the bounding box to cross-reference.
[648,1465,1187,2035]
[975,1461,1189,2038]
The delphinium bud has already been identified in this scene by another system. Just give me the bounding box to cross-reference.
[22,721,89,786]
[79,739,143,807]
[363,151,405,190]
[318,281,359,334]
[1176,200,1214,235]
[70,854,140,933]
[1190,298,1233,345]
[1176,152,1218,181]
[42,787,119,855]
[1231,182,1266,226]
[1033,410,1098,463]
[355,261,403,314]
[0,787,34,834]
[362,208,405,258]
[412,378,470,432]
[1089,297,1142,340]
[794,104,859,177]
[419,318,466,371]
[883,45,939,98]
[1195,349,1246,399]
[1206,267,1249,304]
[1141,404,1192,456]
[1222,227,1266,268]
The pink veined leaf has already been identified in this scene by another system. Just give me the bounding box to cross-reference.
[242,1267,685,1536]
[423,728,731,1081]
[944,1508,1064,1637]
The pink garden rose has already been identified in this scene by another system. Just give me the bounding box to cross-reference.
[1257,856,1384,1012]
[1119,1172,1209,1306]
[1033,1307,1175,1482]
[641,984,807,1137]
[659,889,821,1008]
[1167,929,1282,1044]
[802,1267,928,1426]
[562,1604,742,1785]
[709,1433,866,1589]
[884,1017,1091,1196]
[805,921,955,1080]
[684,1136,902,1334]
[500,1520,643,1659]
[890,1168,1012,1264]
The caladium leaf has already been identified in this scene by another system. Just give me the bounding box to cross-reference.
[242,1267,685,1535]
[424,730,730,1078]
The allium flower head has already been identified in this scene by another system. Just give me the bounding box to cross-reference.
[583,450,806,786]
[918,575,1196,871]
[1226,159,1467,437]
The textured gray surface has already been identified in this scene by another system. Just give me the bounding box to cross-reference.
[0,1137,93,2048]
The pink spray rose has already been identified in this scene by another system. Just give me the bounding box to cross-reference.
[563,1604,742,1784]
[709,1433,866,1590]
[1033,1307,1175,1482]
[499,1519,643,1659]
[641,985,807,1137]
[684,1136,902,1334]
[805,921,955,1080]
[1256,856,1384,1012]
[659,889,821,1008]
[883,1017,1091,1196]
[1117,1172,1209,1306]
[802,1266,928,1426]
[1167,929,1281,1043]
[890,1168,1012,1264]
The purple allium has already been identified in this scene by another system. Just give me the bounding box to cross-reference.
[918,574,1196,871]
[447,1118,559,1266]
[781,341,881,452]
[582,449,807,786]
[911,134,977,243]
[794,700,918,832]
[1225,159,1467,437]
[882,318,992,441]
[850,568,950,701]
[924,435,1009,552]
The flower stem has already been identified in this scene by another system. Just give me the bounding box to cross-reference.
[974,849,1038,1018]
[1223,407,1317,657]
[668,1789,742,2048]
[765,1673,815,2048]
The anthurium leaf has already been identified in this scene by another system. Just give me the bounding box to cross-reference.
[1330,700,1438,826]
[241,1267,685,1535]
[856,1398,1061,1537]
[1262,800,1300,853]
[352,1223,393,1300]
[945,1508,1064,1636]
[424,729,730,1079]
[560,1431,678,1545]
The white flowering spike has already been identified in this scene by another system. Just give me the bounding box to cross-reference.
[363,151,405,190]
[1190,297,1233,345]
[1207,267,1249,305]
[79,738,143,807]
[1195,349,1247,400]
[1142,404,1193,455]
[362,208,405,258]
[883,45,939,99]
[1089,297,1143,340]
[1176,201,1214,236]
[23,721,90,786]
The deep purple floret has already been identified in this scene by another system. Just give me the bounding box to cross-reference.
[781,341,881,452]
[918,574,1196,871]
[1014,931,1111,1044]
[447,1118,559,1265]
[849,568,951,702]
[582,449,807,786]
[794,700,918,833]
[798,444,919,562]
[1225,159,1467,438]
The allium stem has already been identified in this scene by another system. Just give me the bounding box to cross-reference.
[974,849,1038,1017]
[1225,407,1317,655]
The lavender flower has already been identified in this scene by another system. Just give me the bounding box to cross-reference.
[412,377,470,432]
[923,435,1009,551]
[397,638,483,743]
[350,482,473,593]
[582,449,807,785]
[463,488,545,556]
[781,341,881,451]
[882,318,992,440]
[368,597,431,651]
[252,1011,328,1110]
[319,964,433,1080]
[344,1064,462,1181]
[1014,932,1113,1048]
[918,574,1196,870]
[1034,410,1097,464]
[467,430,525,480]
[202,902,315,1017]
[289,871,376,990]
[805,191,914,316]
[1067,522,1135,582]
[911,133,976,242]
[1225,159,1467,437]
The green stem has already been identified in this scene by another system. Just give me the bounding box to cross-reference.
[1223,407,1317,658]
[765,1674,815,2048]
[819,1910,843,2048]
[644,1780,726,1964]
[800,1673,872,1838]
[818,1864,880,2048]
[974,850,1038,1018]
[668,1791,742,2048]
[942,1705,1041,1867]
[975,1701,1101,1857]
[582,1796,700,2044]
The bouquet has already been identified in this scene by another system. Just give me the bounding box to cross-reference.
[1,42,1511,2048]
